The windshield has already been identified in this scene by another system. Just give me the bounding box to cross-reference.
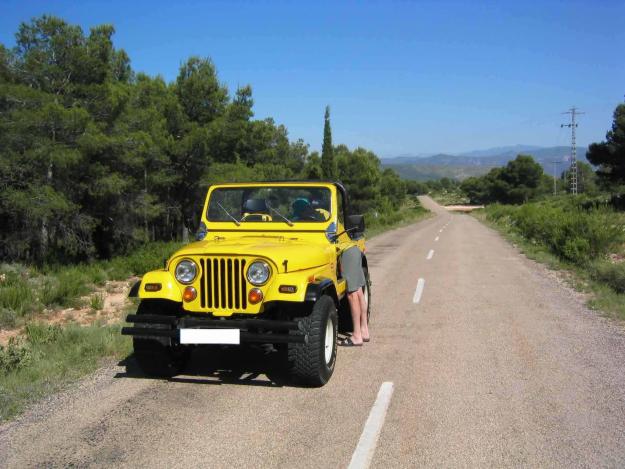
[207,186,332,223]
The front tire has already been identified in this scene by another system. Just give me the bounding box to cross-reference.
[131,300,189,378]
[288,295,337,386]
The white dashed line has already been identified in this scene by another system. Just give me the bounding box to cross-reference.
[413,278,425,304]
[439,229,443,233]
[426,249,434,260]
[348,382,395,469]
[435,236,439,242]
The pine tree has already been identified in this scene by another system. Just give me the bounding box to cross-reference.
[321,105,337,180]
[587,103,625,185]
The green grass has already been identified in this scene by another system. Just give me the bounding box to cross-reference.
[476,199,625,321]
[90,292,105,310]
[0,241,181,328]
[0,322,131,421]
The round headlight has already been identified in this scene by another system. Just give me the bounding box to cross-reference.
[175,259,197,284]
[247,261,271,286]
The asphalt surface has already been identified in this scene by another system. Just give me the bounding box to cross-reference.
[2,196,625,468]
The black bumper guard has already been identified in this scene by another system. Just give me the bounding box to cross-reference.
[121,314,307,344]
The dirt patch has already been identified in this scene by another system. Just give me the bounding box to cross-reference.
[0,328,21,345]
[609,253,625,264]
[445,205,485,212]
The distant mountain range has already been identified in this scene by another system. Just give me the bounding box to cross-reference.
[382,145,590,181]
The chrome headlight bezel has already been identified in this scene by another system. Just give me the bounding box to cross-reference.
[175,259,198,285]
[246,260,271,286]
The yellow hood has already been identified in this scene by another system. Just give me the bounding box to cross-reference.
[170,236,335,273]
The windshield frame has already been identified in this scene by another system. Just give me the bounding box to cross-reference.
[203,183,335,229]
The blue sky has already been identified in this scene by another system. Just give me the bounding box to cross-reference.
[1,0,624,156]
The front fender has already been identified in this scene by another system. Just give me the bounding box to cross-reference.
[137,270,182,302]
[305,279,337,303]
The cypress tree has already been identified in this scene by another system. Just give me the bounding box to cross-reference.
[321,105,337,180]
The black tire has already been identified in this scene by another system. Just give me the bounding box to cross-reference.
[288,295,337,387]
[132,300,189,378]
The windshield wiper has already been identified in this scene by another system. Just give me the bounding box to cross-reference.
[266,202,294,226]
[216,202,241,226]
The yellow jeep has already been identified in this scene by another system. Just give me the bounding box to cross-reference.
[122,181,370,386]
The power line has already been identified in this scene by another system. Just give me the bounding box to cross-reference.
[561,107,585,194]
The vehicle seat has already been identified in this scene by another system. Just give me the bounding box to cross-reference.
[242,198,269,213]
[242,198,272,221]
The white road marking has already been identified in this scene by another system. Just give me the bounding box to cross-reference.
[413,278,425,304]
[439,229,443,233]
[426,249,434,260]
[348,382,395,469]
[435,236,439,242]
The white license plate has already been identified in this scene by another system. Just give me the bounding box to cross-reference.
[179,328,240,345]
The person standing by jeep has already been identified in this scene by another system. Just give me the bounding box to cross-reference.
[340,246,369,346]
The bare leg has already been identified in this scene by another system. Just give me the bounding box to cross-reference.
[357,289,369,340]
[347,291,363,344]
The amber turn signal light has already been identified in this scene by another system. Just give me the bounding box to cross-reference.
[144,283,162,292]
[279,285,297,294]
[183,286,197,302]
[248,288,263,304]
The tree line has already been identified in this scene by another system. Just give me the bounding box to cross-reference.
[0,16,407,265]
[415,101,624,206]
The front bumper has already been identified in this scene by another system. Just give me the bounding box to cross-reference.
[121,314,307,345]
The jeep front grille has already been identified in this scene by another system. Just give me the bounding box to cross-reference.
[198,257,248,310]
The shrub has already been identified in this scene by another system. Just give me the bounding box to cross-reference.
[0,278,34,317]
[0,338,32,374]
[486,200,625,265]
[24,323,63,345]
[0,308,17,328]
[591,262,625,293]
[90,293,104,310]
[38,269,90,308]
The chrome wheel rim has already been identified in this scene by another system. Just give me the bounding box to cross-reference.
[324,318,334,364]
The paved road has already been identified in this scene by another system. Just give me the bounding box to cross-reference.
[2,196,625,468]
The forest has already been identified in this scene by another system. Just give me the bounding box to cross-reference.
[0,15,407,265]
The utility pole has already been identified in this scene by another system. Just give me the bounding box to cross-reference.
[550,160,562,196]
[561,107,584,194]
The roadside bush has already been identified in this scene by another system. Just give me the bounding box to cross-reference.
[0,339,32,374]
[39,269,91,308]
[486,201,625,265]
[0,266,36,319]
[90,293,105,310]
[0,278,34,317]
[0,308,17,328]
[24,323,63,345]
[590,262,625,293]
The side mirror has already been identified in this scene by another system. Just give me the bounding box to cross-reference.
[346,214,365,238]
[195,221,208,241]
